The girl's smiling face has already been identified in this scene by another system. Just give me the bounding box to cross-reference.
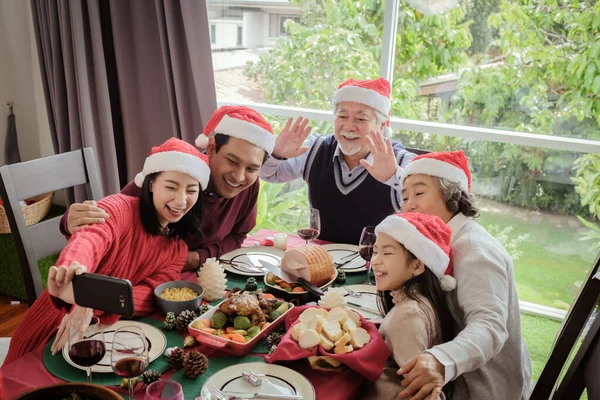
[371,232,424,292]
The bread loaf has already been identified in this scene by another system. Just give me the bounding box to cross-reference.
[281,244,335,287]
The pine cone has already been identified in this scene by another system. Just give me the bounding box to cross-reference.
[199,303,212,315]
[163,312,176,331]
[176,309,197,332]
[336,270,347,284]
[183,350,209,379]
[266,332,282,347]
[141,369,161,386]
[184,335,197,348]
[168,347,184,370]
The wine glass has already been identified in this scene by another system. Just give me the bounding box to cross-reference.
[297,207,321,244]
[145,380,184,400]
[359,226,376,285]
[67,316,106,383]
[111,326,149,400]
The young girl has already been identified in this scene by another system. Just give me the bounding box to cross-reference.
[362,212,456,400]
[4,138,210,365]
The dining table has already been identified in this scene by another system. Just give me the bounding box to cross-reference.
[0,229,375,400]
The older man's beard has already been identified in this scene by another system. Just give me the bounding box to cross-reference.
[337,130,363,156]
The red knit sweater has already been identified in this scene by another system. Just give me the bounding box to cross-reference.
[3,194,188,366]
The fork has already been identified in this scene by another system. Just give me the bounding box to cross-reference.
[208,385,226,400]
[343,286,361,298]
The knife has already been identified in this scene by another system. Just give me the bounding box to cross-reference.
[259,260,324,297]
[222,391,303,400]
[346,301,382,315]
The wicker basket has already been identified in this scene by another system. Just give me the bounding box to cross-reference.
[0,192,54,234]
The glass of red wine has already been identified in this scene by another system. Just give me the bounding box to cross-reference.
[297,207,321,244]
[67,316,106,383]
[359,226,376,285]
[111,326,149,400]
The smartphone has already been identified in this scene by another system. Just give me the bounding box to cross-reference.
[72,273,135,317]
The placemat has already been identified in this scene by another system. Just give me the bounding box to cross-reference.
[42,317,184,385]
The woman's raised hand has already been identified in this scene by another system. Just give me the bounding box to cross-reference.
[271,117,312,159]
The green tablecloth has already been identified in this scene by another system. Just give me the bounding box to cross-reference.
[42,317,183,386]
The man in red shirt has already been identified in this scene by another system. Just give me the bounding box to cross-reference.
[60,106,310,271]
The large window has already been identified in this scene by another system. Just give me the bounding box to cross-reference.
[210,0,600,306]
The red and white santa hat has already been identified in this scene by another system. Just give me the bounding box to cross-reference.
[195,106,275,154]
[332,77,393,137]
[375,212,456,291]
[134,137,210,189]
[401,150,471,192]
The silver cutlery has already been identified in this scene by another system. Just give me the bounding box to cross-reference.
[222,390,304,400]
[334,254,360,269]
[342,286,361,298]
[347,300,382,315]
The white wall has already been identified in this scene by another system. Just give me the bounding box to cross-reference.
[0,0,52,166]
[210,20,242,50]
[242,11,269,48]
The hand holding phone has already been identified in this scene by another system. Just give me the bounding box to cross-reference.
[72,273,135,317]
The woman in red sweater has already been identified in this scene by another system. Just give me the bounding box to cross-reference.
[3,138,211,366]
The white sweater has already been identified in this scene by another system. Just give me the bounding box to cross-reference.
[362,289,443,400]
[427,213,532,399]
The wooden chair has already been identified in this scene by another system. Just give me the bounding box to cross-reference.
[0,148,103,306]
[530,253,600,399]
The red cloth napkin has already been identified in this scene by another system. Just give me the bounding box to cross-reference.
[265,305,390,381]
[259,237,274,246]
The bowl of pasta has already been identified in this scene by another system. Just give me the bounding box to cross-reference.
[154,280,204,315]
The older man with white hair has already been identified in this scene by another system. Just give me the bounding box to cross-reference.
[260,78,415,244]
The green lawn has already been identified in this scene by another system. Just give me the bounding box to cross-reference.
[478,203,596,310]
[0,204,64,299]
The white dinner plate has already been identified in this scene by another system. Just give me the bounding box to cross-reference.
[322,243,367,273]
[219,246,285,276]
[342,284,384,324]
[199,362,315,400]
[62,320,166,373]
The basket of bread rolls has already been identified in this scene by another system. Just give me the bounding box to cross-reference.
[264,244,337,304]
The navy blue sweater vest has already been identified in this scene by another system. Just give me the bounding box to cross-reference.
[304,135,411,244]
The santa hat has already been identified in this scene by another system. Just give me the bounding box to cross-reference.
[195,106,274,154]
[401,150,471,192]
[332,78,393,137]
[134,138,210,189]
[375,212,456,291]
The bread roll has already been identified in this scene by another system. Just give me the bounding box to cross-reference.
[309,315,325,333]
[281,244,335,286]
[350,327,370,349]
[320,333,334,351]
[334,344,353,354]
[299,329,321,350]
[291,322,308,341]
[322,319,343,342]
[334,332,351,347]
[342,318,357,333]
[328,307,349,324]
[299,307,328,323]
[346,309,362,326]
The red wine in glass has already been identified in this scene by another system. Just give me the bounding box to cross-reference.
[113,357,149,378]
[298,228,319,242]
[359,226,376,285]
[359,246,374,262]
[68,340,106,367]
